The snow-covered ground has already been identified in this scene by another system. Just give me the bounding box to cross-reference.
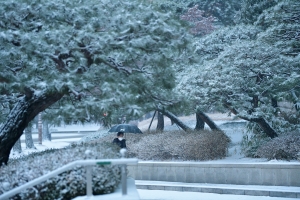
[10,123,101,159]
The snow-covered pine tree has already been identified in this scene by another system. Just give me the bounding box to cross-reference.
[177,0,300,138]
[0,0,191,166]
[237,0,278,24]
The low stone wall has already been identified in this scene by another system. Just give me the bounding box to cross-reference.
[127,162,300,187]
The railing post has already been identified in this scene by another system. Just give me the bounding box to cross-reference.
[86,165,92,197]
[120,148,127,196]
[121,164,127,195]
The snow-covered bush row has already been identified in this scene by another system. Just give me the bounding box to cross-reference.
[0,142,121,199]
[100,130,230,161]
[256,131,300,161]
[78,130,111,144]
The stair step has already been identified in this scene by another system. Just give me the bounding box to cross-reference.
[135,180,300,198]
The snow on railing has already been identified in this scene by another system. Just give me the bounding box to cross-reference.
[0,158,138,200]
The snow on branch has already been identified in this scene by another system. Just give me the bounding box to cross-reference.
[142,88,180,106]
[291,90,300,111]
[94,56,144,76]
[33,51,71,73]
[68,88,84,101]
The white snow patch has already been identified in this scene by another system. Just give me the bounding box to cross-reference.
[2,182,10,191]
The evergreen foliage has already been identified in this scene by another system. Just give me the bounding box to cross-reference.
[237,0,278,24]
[177,0,300,137]
[0,0,191,124]
[0,0,192,165]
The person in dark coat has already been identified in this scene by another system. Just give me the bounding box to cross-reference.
[112,131,126,149]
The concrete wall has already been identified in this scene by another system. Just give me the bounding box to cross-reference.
[128,162,300,187]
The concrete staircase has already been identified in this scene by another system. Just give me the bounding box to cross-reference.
[128,161,300,198]
[135,180,300,198]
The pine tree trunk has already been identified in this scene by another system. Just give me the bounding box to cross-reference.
[35,118,39,129]
[42,120,51,141]
[157,108,192,132]
[38,113,42,144]
[13,138,22,153]
[251,117,278,138]
[196,110,222,131]
[0,89,65,166]
[195,111,205,130]
[25,126,36,149]
[224,103,278,138]
[156,111,164,132]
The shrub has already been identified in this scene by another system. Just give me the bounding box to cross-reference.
[255,132,300,160]
[240,132,270,158]
[79,130,112,143]
[99,130,230,161]
[0,142,121,200]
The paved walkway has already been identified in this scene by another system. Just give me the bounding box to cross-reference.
[135,180,300,199]
[136,180,300,198]
[138,189,296,200]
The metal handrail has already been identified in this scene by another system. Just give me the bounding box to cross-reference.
[0,158,138,200]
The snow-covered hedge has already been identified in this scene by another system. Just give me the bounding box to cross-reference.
[256,132,300,161]
[79,130,111,144]
[99,130,230,161]
[0,142,121,200]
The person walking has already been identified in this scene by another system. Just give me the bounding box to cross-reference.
[112,131,126,149]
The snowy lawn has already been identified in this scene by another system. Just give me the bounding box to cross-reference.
[10,140,73,159]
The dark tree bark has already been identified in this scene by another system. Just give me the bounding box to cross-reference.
[171,119,175,125]
[271,98,279,116]
[195,109,222,131]
[42,120,51,141]
[253,95,259,108]
[0,89,65,166]
[250,117,278,138]
[25,126,36,149]
[148,110,157,132]
[271,98,278,108]
[156,111,164,132]
[224,103,278,138]
[156,108,192,132]
[195,111,205,130]
[13,138,22,153]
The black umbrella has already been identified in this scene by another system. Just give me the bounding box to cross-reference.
[108,124,143,134]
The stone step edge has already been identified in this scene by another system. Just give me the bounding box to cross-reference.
[135,180,300,198]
